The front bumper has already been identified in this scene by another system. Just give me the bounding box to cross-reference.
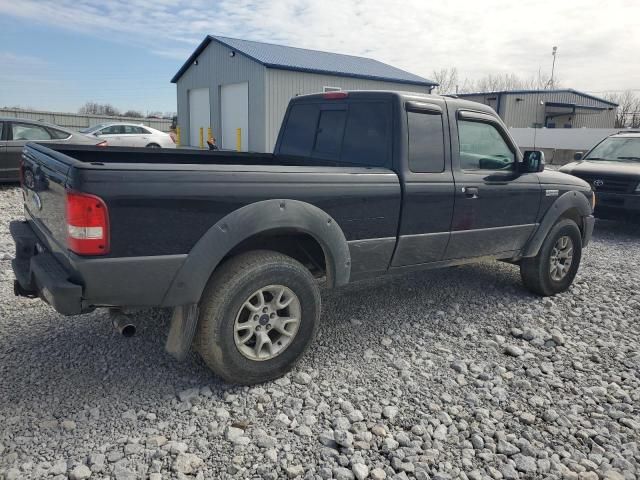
[10,220,84,315]
[594,192,640,219]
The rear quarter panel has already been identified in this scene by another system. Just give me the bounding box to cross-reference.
[69,164,402,258]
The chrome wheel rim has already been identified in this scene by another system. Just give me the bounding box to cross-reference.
[549,235,573,282]
[233,285,301,361]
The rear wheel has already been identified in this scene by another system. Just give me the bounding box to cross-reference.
[520,218,582,296]
[146,143,161,148]
[196,250,320,384]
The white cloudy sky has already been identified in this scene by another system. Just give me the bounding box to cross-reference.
[0,0,638,110]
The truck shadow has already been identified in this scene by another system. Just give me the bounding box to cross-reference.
[0,260,525,420]
[592,218,640,239]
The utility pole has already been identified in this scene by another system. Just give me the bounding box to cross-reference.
[550,46,558,89]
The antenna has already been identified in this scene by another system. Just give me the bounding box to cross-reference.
[533,99,544,150]
[550,46,558,89]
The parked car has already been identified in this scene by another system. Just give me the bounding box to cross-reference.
[560,131,640,220]
[80,123,176,148]
[11,91,594,384]
[0,118,105,182]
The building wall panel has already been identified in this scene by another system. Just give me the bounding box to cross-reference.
[176,41,266,150]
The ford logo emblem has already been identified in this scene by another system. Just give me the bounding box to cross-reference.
[593,179,604,187]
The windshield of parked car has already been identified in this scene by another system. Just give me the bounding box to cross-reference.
[79,123,109,134]
[585,137,640,162]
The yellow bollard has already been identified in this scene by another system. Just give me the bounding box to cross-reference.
[207,127,212,142]
[199,127,204,149]
[236,128,242,151]
[175,127,181,146]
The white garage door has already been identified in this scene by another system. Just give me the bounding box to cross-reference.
[188,88,210,147]
[221,82,248,151]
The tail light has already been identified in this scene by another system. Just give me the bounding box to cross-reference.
[96,140,108,147]
[65,191,110,255]
[323,91,348,100]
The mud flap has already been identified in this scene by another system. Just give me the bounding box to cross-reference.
[165,304,199,361]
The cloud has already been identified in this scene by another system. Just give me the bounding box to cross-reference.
[0,0,638,91]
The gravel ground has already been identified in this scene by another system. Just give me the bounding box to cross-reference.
[0,184,639,480]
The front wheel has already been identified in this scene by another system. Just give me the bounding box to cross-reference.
[520,219,583,296]
[196,250,321,384]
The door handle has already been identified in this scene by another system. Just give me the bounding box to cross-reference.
[462,186,479,199]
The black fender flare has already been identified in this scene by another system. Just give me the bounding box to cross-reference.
[161,199,351,307]
[522,190,591,257]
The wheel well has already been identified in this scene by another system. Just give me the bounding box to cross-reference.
[559,208,584,233]
[224,231,329,282]
[146,143,160,147]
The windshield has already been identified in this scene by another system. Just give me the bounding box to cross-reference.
[585,137,640,162]
[79,123,108,134]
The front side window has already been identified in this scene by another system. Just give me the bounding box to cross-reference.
[408,111,445,173]
[0,122,3,139]
[585,137,640,162]
[11,123,52,141]
[458,120,514,170]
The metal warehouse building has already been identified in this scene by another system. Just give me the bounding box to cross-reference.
[458,89,618,129]
[172,35,436,152]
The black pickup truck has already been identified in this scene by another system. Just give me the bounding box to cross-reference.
[11,91,594,384]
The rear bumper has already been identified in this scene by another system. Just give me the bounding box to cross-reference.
[10,219,187,315]
[11,220,84,315]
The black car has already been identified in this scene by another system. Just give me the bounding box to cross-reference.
[11,91,594,384]
[560,131,640,220]
[0,117,105,182]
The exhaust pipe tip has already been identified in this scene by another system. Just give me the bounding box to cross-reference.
[110,309,136,337]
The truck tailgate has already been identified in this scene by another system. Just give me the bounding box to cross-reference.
[21,142,75,252]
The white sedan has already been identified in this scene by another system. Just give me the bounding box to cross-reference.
[80,123,176,148]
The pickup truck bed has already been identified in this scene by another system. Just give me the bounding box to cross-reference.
[12,90,595,384]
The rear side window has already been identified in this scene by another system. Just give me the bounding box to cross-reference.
[342,102,390,167]
[0,122,3,140]
[48,128,71,139]
[280,104,319,156]
[407,111,445,173]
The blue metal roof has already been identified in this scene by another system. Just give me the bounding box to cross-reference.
[171,35,436,87]
[457,89,618,107]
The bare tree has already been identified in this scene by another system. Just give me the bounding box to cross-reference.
[604,91,640,128]
[78,102,120,116]
[123,110,143,118]
[458,70,558,93]
[431,68,459,95]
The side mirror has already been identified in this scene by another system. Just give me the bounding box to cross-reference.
[574,152,583,161]
[93,132,100,136]
[521,150,545,173]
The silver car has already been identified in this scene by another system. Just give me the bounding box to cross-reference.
[80,123,176,149]
[0,118,105,182]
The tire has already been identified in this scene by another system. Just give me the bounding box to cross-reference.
[196,250,321,384]
[520,218,582,296]
[146,143,161,148]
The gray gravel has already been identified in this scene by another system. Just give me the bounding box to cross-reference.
[1,184,639,480]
